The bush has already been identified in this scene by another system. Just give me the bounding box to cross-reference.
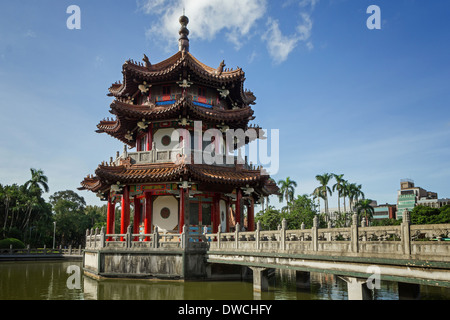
[0,238,26,249]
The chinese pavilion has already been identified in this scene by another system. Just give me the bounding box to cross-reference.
[79,15,278,241]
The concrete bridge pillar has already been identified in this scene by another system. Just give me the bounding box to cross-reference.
[398,282,421,300]
[251,267,269,292]
[339,276,372,300]
[296,271,311,291]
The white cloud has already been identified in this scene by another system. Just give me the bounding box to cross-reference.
[140,0,267,49]
[138,0,316,63]
[262,12,314,64]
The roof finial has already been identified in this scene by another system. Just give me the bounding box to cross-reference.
[178,13,190,53]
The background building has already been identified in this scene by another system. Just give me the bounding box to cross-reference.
[397,179,438,219]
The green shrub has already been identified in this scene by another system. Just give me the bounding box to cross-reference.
[0,238,26,249]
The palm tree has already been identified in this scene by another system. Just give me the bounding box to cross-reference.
[347,183,365,211]
[311,187,324,213]
[277,177,297,212]
[354,199,374,226]
[315,173,333,217]
[24,168,49,195]
[332,174,345,213]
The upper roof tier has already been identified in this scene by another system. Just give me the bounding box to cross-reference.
[107,15,256,110]
[108,51,256,107]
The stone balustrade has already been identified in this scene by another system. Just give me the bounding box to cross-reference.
[205,212,450,263]
[85,225,204,250]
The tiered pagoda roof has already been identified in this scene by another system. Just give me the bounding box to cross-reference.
[80,160,277,197]
[80,14,279,199]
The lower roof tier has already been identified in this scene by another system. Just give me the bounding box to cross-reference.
[79,161,279,198]
[96,95,258,147]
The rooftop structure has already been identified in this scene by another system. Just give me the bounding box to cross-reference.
[79,15,279,241]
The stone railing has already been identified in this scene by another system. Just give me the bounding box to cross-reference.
[113,147,252,169]
[0,244,82,256]
[205,212,450,262]
[114,148,184,166]
[85,225,206,251]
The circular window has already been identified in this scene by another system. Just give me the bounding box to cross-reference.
[161,135,172,147]
[161,207,171,219]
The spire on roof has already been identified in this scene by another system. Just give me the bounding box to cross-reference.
[178,14,190,53]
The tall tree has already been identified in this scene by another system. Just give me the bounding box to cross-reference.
[332,174,345,213]
[355,199,374,226]
[24,168,49,195]
[315,173,333,217]
[277,177,297,212]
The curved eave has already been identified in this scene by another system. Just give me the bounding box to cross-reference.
[80,162,274,194]
[109,51,247,98]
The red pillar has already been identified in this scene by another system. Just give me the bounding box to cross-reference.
[144,192,152,241]
[179,188,185,234]
[248,198,255,231]
[235,188,242,227]
[121,186,130,241]
[106,195,115,241]
[133,197,141,241]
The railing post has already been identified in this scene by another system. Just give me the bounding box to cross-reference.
[235,223,240,249]
[181,225,187,249]
[43,245,47,255]
[312,216,318,251]
[401,209,411,255]
[94,228,99,248]
[351,214,359,253]
[86,229,90,248]
[100,226,106,248]
[126,225,132,248]
[217,224,221,249]
[281,218,287,251]
[9,244,13,255]
[69,245,72,255]
[256,221,261,250]
[153,226,159,249]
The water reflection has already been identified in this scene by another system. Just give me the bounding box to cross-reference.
[0,261,449,300]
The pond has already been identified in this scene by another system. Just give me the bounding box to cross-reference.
[0,260,449,300]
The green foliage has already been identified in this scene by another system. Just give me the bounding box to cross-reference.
[1,169,107,247]
[371,218,402,226]
[411,205,450,225]
[0,238,25,249]
[256,194,318,230]
[50,190,106,247]
[354,199,375,226]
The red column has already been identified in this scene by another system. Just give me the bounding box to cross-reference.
[235,188,242,227]
[144,192,152,241]
[106,195,115,241]
[248,198,255,231]
[121,186,130,241]
[133,197,141,241]
[179,188,185,234]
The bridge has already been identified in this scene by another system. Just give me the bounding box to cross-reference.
[83,211,450,300]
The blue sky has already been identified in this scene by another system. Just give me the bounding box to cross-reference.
[0,0,449,210]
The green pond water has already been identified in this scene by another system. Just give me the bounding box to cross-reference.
[0,260,449,300]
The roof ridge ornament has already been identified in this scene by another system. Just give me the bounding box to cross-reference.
[178,14,190,54]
